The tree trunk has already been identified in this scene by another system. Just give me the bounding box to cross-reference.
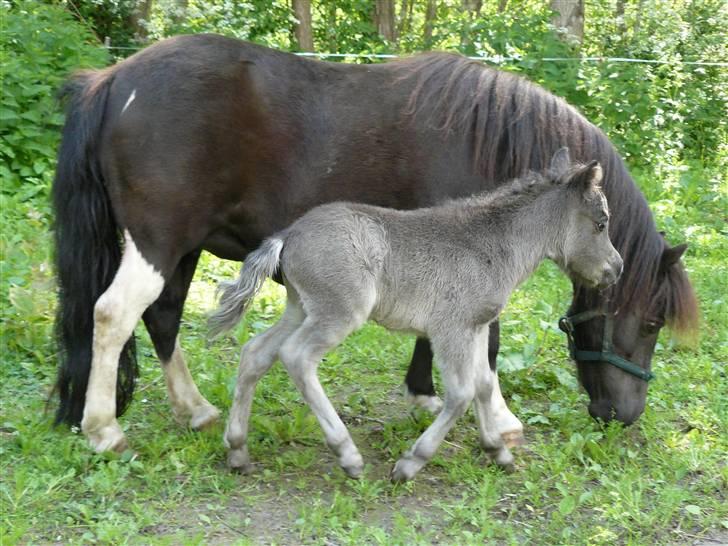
[325,2,337,52]
[498,0,509,13]
[292,0,314,52]
[398,0,411,37]
[127,0,153,41]
[423,0,437,49]
[460,0,482,51]
[550,0,584,43]
[374,0,396,43]
[615,0,626,36]
[462,0,482,16]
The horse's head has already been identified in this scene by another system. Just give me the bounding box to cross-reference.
[565,231,698,425]
[549,148,623,290]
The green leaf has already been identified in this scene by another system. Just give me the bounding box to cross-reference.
[558,495,577,516]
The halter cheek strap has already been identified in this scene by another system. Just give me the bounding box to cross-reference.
[559,309,655,382]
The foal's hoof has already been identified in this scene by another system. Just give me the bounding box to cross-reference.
[485,446,515,473]
[500,429,525,449]
[390,455,425,482]
[190,404,221,431]
[227,448,254,474]
[341,457,364,479]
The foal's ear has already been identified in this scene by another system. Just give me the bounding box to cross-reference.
[550,147,571,177]
[568,160,603,193]
[661,242,688,271]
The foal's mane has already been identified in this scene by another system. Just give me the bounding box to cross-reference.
[395,53,698,333]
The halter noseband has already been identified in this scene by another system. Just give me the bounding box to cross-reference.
[558,308,655,382]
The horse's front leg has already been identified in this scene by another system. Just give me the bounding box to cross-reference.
[404,338,443,413]
[82,231,166,452]
[142,251,220,430]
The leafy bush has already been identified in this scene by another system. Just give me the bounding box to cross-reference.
[0,1,108,195]
[0,1,108,357]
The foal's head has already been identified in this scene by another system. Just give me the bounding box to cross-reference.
[550,148,623,289]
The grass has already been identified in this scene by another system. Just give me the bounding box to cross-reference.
[1,160,726,544]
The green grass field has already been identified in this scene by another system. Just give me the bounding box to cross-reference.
[1,161,726,544]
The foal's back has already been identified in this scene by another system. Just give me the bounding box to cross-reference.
[279,201,501,335]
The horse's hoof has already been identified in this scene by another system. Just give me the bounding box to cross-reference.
[86,423,128,454]
[405,392,443,415]
[227,449,254,474]
[190,404,221,430]
[500,429,525,449]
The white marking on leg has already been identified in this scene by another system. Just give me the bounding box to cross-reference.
[121,89,136,115]
[82,230,165,452]
[162,338,220,429]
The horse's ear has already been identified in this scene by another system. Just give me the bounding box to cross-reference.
[550,147,571,176]
[568,160,602,193]
[661,242,688,271]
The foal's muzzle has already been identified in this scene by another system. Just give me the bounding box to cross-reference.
[598,256,623,289]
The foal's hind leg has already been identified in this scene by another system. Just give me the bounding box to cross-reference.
[392,330,478,482]
[279,315,365,478]
[82,231,166,452]
[143,251,220,430]
[226,298,304,473]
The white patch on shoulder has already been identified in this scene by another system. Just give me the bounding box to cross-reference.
[121,89,137,115]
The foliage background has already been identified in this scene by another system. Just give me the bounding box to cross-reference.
[1,0,726,543]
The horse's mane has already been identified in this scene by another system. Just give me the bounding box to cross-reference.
[397,52,698,334]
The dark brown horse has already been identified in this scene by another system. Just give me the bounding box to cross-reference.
[52,34,697,453]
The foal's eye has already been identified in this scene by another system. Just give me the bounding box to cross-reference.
[595,221,606,233]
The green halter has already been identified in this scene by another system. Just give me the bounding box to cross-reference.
[559,309,655,383]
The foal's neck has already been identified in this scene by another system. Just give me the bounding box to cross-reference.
[467,188,566,288]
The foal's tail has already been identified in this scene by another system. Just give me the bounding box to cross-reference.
[52,67,139,426]
[208,237,285,337]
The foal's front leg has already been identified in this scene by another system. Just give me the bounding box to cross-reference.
[472,329,515,470]
[391,331,478,482]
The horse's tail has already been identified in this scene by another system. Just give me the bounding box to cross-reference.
[208,237,285,337]
[52,67,139,426]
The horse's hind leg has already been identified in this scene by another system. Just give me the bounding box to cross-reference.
[142,251,220,430]
[279,314,365,478]
[82,231,166,452]
[225,296,305,473]
[392,330,478,482]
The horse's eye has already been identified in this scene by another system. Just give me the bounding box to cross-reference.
[595,221,606,233]
[641,321,663,335]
